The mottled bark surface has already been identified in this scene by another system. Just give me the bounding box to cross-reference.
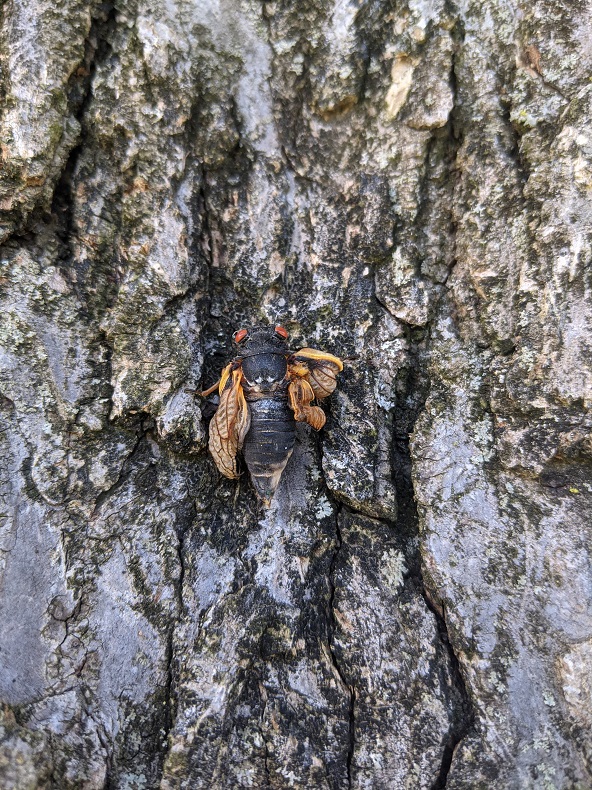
[0,0,591,787]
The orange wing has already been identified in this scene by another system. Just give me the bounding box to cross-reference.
[208,364,251,478]
[287,347,343,430]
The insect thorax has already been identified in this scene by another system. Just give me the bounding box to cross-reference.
[240,351,288,397]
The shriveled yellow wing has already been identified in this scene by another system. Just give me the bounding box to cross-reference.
[287,347,343,430]
[289,348,344,400]
[208,364,251,478]
[288,377,326,430]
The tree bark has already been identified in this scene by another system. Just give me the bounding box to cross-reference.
[0,0,590,787]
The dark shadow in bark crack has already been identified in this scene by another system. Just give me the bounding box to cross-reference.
[393,329,475,789]
[328,502,355,790]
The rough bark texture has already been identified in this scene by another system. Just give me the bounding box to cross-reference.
[0,0,591,787]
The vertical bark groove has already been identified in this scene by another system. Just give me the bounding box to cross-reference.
[327,503,356,790]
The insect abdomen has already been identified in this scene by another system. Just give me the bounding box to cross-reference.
[242,397,295,502]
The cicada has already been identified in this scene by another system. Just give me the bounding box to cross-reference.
[201,326,343,503]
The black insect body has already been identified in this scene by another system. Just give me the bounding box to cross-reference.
[201,326,343,504]
[240,330,296,500]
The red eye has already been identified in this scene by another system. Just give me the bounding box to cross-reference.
[234,329,248,343]
[275,325,288,339]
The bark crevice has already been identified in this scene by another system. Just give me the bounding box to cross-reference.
[391,325,476,788]
[327,503,356,790]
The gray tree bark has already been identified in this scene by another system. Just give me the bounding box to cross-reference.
[0,0,590,787]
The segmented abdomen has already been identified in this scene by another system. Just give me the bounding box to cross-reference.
[242,396,295,502]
